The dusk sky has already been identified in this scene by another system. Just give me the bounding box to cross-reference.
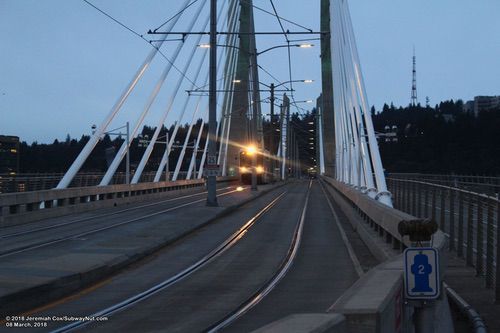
[1,0,499,143]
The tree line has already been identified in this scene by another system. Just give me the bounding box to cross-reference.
[372,100,500,175]
[16,99,499,175]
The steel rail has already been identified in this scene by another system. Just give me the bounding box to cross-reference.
[0,186,234,240]
[49,190,288,333]
[0,187,243,258]
[205,181,312,332]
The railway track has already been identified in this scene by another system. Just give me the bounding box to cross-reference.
[0,186,242,258]
[25,182,308,332]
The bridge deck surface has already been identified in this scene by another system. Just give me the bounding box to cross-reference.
[0,180,363,332]
[225,180,360,332]
[445,254,500,332]
[0,182,280,319]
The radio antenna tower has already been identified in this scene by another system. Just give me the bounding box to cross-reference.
[411,47,418,106]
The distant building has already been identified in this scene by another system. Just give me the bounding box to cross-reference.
[463,96,500,116]
[376,125,398,143]
[463,100,474,113]
[0,135,20,174]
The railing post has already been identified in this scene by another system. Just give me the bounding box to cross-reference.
[457,190,464,258]
[496,198,500,302]
[485,199,494,288]
[466,193,474,267]
[416,181,422,217]
[402,180,406,212]
[449,189,455,251]
[440,187,446,231]
[476,196,484,276]
[424,183,429,217]
[406,180,411,213]
[431,186,437,222]
[399,180,403,210]
[411,181,416,215]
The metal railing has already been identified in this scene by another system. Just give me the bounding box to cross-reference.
[321,176,451,333]
[387,178,499,302]
[0,171,191,193]
[0,176,237,226]
[389,173,500,198]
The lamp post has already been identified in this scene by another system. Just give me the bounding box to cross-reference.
[138,133,170,181]
[196,42,314,188]
[93,122,130,184]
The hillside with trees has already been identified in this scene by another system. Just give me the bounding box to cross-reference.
[15,100,499,176]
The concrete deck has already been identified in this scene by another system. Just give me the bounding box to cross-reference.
[0,182,284,318]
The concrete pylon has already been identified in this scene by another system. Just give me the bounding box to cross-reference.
[226,0,253,176]
[320,0,336,177]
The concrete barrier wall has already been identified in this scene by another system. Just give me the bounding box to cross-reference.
[0,177,237,226]
[321,176,452,333]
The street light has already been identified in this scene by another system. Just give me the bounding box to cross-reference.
[198,42,313,189]
[93,122,130,184]
[197,43,314,56]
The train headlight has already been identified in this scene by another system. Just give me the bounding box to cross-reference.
[256,166,264,174]
[246,145,257,155]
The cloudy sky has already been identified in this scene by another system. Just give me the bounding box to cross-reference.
[1,0,499,143]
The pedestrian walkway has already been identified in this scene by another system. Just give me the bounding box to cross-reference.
[444,254,500,332]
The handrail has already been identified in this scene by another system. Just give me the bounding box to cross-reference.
[0,177,237,226]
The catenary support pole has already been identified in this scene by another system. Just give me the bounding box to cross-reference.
[206,0,218,206]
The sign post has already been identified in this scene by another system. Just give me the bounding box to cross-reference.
[398,219,440,333]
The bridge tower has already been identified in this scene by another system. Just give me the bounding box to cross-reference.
[225,0,259,176]
[319,0,336,177]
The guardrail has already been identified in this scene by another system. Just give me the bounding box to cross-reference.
[389,173,500,197]
[321,176,452,333]
[0,171,193,193]
[0,176,237,227]
[387,177,500,303]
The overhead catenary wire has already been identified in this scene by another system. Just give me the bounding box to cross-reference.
[99,0,200,186]
[242,0,312,32]
[172,24,228,181]
[82,0,201,90]
[216,0,241,174]
[155,0,234,182]
[153,0,201,32]
[198,0,241,178]
[57,0,196,189]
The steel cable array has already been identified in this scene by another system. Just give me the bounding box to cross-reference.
[330,0,392,206]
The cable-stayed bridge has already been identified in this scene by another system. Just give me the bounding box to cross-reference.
[0,1,498,332]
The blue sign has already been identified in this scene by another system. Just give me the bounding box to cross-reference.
[404,247,440,299]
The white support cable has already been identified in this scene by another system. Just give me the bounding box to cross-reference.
[336,20,353,185]
[341,8,375,193]
[340,0,392,206]
[153,46,208,182]
[331,5,347,183]
[339,5,373,191]
[197,42,236,178]
[55,0,194,189]
[219,30,239,175]
[317,104,326,174]
[171,46,226,181]
[131,2,212,184]
[337,8,360,187]
[153,0,231,182]
[172,102,204,180]
[203,0,241,177]
[215,0,240,167]
[186,121,204,179]
[99,21,189,186]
